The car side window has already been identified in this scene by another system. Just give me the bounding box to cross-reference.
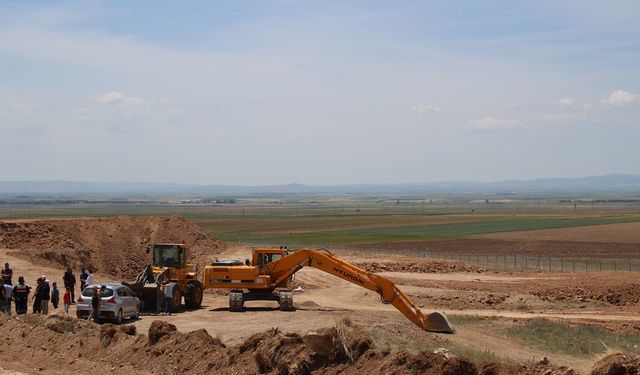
[116,288,125,297]
[124,287,134,297]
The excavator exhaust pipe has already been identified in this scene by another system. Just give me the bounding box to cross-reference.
[425,311,455,333]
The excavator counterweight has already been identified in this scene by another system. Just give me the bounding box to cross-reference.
[203,248,455,333]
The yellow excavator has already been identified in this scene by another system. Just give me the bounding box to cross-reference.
[203,247,454,333]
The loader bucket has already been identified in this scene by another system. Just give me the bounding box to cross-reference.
[425,311,455,333]
[123,281,162,313]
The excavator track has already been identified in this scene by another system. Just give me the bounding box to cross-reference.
[278,290,294,311]
[229,290,244,312]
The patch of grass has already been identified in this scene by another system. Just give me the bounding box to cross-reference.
[368,331,438,354]
[448,315,500,326]
[503,318,640,356]
[447,343,506,364]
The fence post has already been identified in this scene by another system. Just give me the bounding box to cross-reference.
[585,259,588,272]
[494,255,498,269]
[614,259,617,271]
[628,259,631,272]
[599,258,602,272]
[525,255,528,271]
[504,255,507,269]
[514,255,517,269]
[561,258,563,272]
[572,258,575,272]
[548,257,551,272]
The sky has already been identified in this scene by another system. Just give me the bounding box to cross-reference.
[1,1,639,185]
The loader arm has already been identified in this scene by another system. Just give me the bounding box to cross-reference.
[264,249,454,333]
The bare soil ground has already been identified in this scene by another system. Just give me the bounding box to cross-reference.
[477,221,640,243]
[1,217,639,374]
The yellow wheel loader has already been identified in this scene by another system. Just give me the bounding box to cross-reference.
[125,243,204,313]
[203,247,454,333]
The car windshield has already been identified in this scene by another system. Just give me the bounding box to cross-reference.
[81,287,114,298]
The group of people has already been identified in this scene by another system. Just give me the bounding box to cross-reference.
[0,263,96,317]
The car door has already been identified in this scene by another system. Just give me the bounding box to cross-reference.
[115,287,130,316]
[122,286,136,316]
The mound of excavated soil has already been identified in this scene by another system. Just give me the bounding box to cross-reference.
[0,314,584,375]
[533,284,640,306]
[356,260,486,274]
[591,353,640,375]
[0,216,225,278]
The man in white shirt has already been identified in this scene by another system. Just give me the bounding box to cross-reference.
[85,271,94,288]
[3,283,12,315]
[162,281,176,315]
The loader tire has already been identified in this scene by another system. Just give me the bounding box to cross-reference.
[278,291,294,311]
[171,287,182,312]
[229,291,244,312]
[186,280,203,309]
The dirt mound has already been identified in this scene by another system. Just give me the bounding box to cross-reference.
[0,216,225,278]
[0,314,586,375]
[533,283,640,306]
[148,320,177,344]
[357,260,486,274]
[591,353,640,375]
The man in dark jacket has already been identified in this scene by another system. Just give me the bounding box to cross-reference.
[32,277,42,314]
[40,278,50,315]
[12,276,30,315]
[63,268,77,303]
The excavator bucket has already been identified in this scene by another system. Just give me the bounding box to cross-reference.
[425,312,455,333]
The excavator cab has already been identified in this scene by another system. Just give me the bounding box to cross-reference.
[254,248,286,269]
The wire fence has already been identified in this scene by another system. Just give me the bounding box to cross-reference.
[342,248,640,273]
[242,241,640,273]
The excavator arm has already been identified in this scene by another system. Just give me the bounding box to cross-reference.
[264,249,454,333]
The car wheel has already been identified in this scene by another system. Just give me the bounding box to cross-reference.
[115,309,123,324]
[132,306,140,319]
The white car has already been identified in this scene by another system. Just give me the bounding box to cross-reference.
[76,284,140,323]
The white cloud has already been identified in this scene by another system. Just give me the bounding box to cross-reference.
[465,116,522,130]
[95,91,145,106]
[556,98,575,108]
[411,103,445,113]
[601,90,637,107]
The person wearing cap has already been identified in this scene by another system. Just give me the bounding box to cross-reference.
[12,276,30,315]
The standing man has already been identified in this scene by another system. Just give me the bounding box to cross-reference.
[91,286,100,322]
[63,268,77,304]
[1,263,13,286]
[12,276,30,315]
[40,277,50,315]
[85,270,94,289]
[80,269,88,292]
[3,281,12,315]
[162,281,176,316]
[32,277,42,314]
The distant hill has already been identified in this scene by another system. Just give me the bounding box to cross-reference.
[0,174,639,196]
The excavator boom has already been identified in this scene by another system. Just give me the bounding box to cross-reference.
[261,249,454,333]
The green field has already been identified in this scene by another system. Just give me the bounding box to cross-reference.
[212,215,640,246]
[2,197,640,249]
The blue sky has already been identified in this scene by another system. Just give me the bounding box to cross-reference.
[1,1,639,184]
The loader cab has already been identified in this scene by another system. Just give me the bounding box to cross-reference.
[253,248,286,269]
[151,244,187,269]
